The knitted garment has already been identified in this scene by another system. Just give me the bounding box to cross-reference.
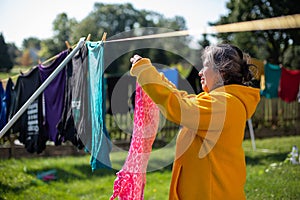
[110,82,159,200]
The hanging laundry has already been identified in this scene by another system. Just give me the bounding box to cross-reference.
[110,82,160,200]
[56,47,86,149]
[261,63,282,98]
[106,75,120,115]
[298,84,300,103]
[1,78,14,140]
[159,68,179,87]
[86,41,112,171]
[107,74,136,114]
[278,66,300,103]
[9,67,47,153]
[38,50,68,145]
[0,81,6,130]
[4,78,14,123]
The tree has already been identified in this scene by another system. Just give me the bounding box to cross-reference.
[21,37,41,65]
[210,0,300,66]
[20,49,32,67]
[52,13,77,51]
[0,33,13,72]
[283,45,300,69]
[198,34,210,49]
[71,3,191,74]
[39,13,77,60]
[7,43,21,65]
[38,38,60,61]
[22,37,41,50]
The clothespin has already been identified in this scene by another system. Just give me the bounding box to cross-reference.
[65,41,71,49]
[86,34,91,41]
[101,32,107,42]
[38,59,42,65]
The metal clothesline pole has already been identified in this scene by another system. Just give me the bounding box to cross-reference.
[0,37,86,139]
[247,118,256,151]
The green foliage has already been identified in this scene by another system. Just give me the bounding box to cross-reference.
[71,3,141,40]
[0,33,14,72]
[69,3,192,75]
[283,45,300,69]
[39,13,78,60]
[198,34,210,48]
[19,49,33,67]
[38,39,60,61]
[211,0,300,65]
[7,43,21,66]
[52,13,78,50]
[70,3,188,40]
[20,3,193,74]
[22,37,41,50]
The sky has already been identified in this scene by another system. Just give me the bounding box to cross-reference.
[0,0,228,48]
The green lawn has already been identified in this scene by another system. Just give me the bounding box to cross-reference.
[0,135,300,200]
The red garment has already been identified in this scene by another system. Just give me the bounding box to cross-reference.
[278,67,300,102]
[110,82,160,200]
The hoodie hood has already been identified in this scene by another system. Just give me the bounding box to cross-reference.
[214,85,260,119]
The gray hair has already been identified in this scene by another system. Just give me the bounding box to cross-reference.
[201,44,255,86]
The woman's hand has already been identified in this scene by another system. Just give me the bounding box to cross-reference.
[130,54,143,65]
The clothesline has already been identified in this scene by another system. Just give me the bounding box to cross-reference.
[0,37,86,139]
[1,14,299,139]
[105,14,300,43]
[0,34,93,84]
[2,14,298,85]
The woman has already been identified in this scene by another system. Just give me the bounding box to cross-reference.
[130,44,260,200]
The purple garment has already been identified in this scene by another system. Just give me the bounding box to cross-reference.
[38,50,68,144]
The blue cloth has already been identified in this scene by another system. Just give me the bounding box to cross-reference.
[158,68,179,87]
[86,41,112,171]
[4,78,14,124]
[261,63,282,98]
[0,81,6,130]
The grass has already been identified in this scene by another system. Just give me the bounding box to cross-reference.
[0,136,300,200]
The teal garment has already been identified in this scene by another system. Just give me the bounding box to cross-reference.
[86,41,112,171]
[261,63,282,98]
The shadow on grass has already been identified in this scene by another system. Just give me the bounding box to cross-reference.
[25,162,173,181]
[0,181,39,196]
[25,164,117,183]
[246,152,288,165]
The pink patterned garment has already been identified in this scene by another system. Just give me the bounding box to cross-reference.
[110,82,160,200]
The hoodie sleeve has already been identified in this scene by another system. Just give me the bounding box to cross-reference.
[130,58,228,135]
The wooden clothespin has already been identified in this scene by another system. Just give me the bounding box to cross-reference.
[101,32,107,42]
[65,41,71,49]
[86,34,91,41]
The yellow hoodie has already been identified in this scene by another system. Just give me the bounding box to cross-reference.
[130,58,261,200]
